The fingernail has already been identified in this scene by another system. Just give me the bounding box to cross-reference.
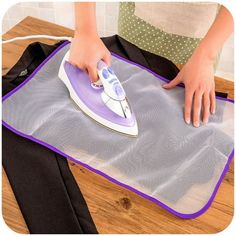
[203,118,208,124]
[162,84,167,88]
[212,110,215,114]
[185,118,190,124]
[194,121,199,128]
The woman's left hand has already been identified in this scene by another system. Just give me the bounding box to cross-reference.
[163,47,216,127]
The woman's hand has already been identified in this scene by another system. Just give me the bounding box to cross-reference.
[69,30,111,82]
[163,6,233,127]
[163,47,216,127]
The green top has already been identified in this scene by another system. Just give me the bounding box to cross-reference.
[118,3,219,65]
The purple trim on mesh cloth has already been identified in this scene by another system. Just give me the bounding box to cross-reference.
[1,120,234,219]
[2,40,234,218]
[2,40,233,104]
[2,40,70,102]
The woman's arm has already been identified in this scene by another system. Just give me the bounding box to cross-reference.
[69,2,111,82]
[74,2,97,35]
[200,6,233,61]
[163,6,233,127]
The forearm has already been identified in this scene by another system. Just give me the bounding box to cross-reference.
[70,2,110,80]
[74,2,97,35]
[197,6,233,60]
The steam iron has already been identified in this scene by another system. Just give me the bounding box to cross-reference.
[58,51,138,136]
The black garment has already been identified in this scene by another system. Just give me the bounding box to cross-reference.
[102,35,227,98]
[3,41,98,234]
[2,35,227,234]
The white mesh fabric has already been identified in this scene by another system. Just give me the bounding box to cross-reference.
[2,44,234,217]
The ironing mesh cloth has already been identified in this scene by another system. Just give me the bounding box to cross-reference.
[2,42,234,218]
[2,41,98,234]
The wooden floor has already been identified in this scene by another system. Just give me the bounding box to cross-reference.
[2,17,234,234]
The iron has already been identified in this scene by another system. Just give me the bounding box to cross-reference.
[58,50,138,136]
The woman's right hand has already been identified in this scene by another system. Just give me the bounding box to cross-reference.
[69,30,111,82]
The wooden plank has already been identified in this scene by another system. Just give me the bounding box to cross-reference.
[2,16,234,234]
[2,16,73,75]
